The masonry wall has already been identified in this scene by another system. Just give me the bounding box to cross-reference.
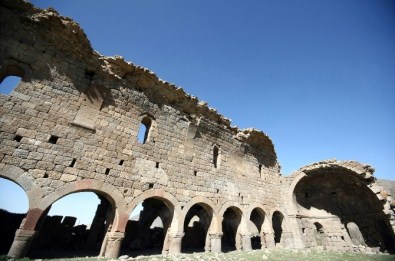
[1,0,394,258]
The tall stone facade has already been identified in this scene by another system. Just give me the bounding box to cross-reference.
[1,0,394,258]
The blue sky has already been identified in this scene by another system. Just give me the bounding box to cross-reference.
[1,0,394,223]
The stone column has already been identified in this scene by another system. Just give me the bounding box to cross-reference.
[264,232,275,248]
[260,233,267,249]
[100,232,125,259]
[209,233,222,253]
[168,233,184,254]
[7,229,37,258]
[241,234,252,251]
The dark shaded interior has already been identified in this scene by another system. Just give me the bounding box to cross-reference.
[28,193,112,258]
[121,198,173,257]
[250,208,265,249]
[272,211,283,244]
[294,170,395,252]
[221,207,241,252]
[181,204,212,253]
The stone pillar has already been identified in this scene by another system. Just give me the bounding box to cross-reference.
[265,232,275,248]
[209,233,222,253]
[241,234,252,251]
[168,233,184,254]
[7,229,37,258]
[100,232,124,259]
[260,233,267,249]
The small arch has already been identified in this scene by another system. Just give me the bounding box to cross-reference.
[137,116,153,144]
[249,207,267,249]
[213,145,220,168]
[122,196,174,257]
[0,64,24,94]
[313,222,327,247]
[221,206,243,252]
[272,211,284,246]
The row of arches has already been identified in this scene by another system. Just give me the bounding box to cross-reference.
[0,177,291,259]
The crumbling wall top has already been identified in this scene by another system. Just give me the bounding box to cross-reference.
[1,0,277,158]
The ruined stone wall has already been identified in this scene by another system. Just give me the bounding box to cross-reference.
[0,0,281,211]
[1,1,394,258]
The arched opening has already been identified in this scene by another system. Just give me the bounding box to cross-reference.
[137,116,152,144]
[122,198,173,257]
[272,211,284,246]
[221,207,242,252]
[181,203,213,253]
[293,170,395,252]
[0,64,25,95]
[313,222,327,247]
[0,178,29,255]
[250,208,266,250]
[213,145,220,168]
[29,192,112,258]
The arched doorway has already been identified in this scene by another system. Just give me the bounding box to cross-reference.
[293,168,395,252]
[221,207,242,252]
[122,197,173,257]
[29,192,113,258]
[250,208,266,249]
[181,203,213,253]
[272,211,284,246]
[0,178,29,255]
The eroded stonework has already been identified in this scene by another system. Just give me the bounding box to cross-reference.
[0,0,394,258]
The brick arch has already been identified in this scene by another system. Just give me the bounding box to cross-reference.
[268,208,290,231]
[219,201,249,235]
[0,164,43,209]
[179,196,220,234]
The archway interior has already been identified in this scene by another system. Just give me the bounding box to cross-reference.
[181,204,213,253]
[294,170,395,252]
[0,178,29,255]
[250,208,265,250]
[313,222,326,246]
[29,192,112,258]
[272,211,284,245]
[122,198,173,257]
[221,207,241,252]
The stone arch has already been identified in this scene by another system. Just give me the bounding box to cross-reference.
[122,189,179,256]
[0,164,43,209]
[38,179,128,232]
[180,196,219,253]
[126,189,180,234]
[0,58,32,84]
[287,159,395,252]
[219,202,248,251]
[245,204,270,249]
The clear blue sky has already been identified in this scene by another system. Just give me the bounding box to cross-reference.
[1,0,394,223]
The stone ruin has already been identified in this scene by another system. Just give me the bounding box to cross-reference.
[0,0,394,258]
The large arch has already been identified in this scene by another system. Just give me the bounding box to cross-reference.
[287,160,395,252]
[219,202,248,252]
[122,189,180,256]
[180,196,220,253]
[245,204,270,249]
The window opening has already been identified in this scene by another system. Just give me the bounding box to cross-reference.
[213,145,219,168]
[149,183,154,189]
[48,135,59,144]
[137,117,152,144]
[105,168,110,175]
[194,170,197,176]
[156,162,159,169]
[119,160,124,166]
[14,135,23,142]
[0,75,22,95]
[69,158,76,167]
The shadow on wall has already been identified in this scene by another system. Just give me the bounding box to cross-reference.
[294,170,395,253]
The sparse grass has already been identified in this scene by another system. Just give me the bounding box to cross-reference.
[2,249,395,261]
